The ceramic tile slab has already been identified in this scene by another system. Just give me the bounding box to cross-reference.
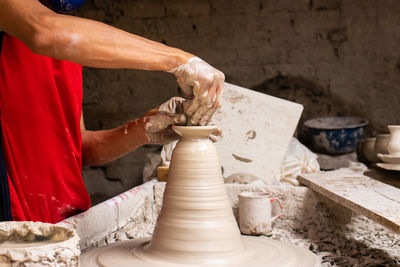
[210,83,303,184]
[298,169,400,233]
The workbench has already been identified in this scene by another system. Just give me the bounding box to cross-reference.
[299,167,400,233]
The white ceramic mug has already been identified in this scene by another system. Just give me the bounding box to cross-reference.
[388,125,400,155]
[238,192,284,236]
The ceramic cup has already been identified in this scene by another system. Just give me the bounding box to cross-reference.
[239,192,284,236]
[362,137,378,163]
[374,134,391,156]
[388,125,400,155]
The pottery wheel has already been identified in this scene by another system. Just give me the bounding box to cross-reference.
[81,126,319,267]
[81,236,319,267]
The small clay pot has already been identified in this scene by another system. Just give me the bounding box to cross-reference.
[362,137,378,163]
[356,139,366,163]
[374,134,391,156]
[387,125,400,155]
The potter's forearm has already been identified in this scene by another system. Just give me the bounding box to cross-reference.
[0,0,193,72]
[81,119,149,167]
[34,14,194,71]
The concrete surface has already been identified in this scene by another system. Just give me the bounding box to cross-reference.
[76,182,400,266]
[57,180,157,250]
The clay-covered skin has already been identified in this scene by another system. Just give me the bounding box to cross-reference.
[81,126,320,267]
[81,97,187,166]
[170,58,225,126]
[140,97,187,145]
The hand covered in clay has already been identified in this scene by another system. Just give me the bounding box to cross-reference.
[139,97,187,145]
[170,57,225,126]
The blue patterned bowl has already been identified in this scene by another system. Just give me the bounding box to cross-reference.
[304,117,368,154]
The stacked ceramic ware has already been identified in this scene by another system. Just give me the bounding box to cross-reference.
[377,125,400,171]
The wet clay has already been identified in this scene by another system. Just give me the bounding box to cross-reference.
[0,239,58,248]
[81,126,319,267]
[0,221,79,266]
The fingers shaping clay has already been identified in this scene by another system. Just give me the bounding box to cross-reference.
[81,126,319,267]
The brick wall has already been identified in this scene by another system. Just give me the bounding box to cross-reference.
[75,0,400,203]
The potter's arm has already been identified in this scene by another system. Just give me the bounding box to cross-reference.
[81,97,186,167]
[0,0,192,71]
[0,0,225,126]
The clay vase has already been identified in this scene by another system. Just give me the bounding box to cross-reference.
[374,134,391,156]
[144,126,244,264]
[387,126,400,155]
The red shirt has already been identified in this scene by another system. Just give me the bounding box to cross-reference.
[0,33,90,223]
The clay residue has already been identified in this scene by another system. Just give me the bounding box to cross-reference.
[246,130,256,142]
[0,239,59,248]
[232,153,252,163]
[228,91,250,104]
[239,220,272,236]
[0,221,80,266]
[225,172,261,184]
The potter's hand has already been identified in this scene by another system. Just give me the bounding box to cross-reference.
[169,57,225,126]
[209,127,223,143]
[140,97,187,145]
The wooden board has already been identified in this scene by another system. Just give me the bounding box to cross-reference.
[298,169,400,233]
[210,83,303,184]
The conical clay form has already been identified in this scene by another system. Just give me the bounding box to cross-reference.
[143,126,244,264]
[81,126,319,267]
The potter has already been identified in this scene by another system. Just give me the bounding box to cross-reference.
[239,192,284,236]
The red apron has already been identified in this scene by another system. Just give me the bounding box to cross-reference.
[0,33,90,223]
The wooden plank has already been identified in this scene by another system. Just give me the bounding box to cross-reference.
[298,169,400,233]
[210,83,303,184]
